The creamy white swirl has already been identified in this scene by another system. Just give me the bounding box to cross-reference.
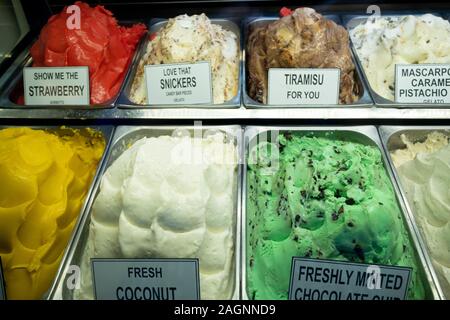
[75,132,238,300]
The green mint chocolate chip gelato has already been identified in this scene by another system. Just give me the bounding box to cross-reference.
[246,133,426,300]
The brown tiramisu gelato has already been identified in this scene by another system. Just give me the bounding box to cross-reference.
[247,7,359,104]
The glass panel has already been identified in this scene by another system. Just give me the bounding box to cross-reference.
[0,0,29,63]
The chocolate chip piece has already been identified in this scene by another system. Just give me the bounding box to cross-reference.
[347,222,354,227]
[284,132,293,141]
[318,187,325,199]
[345,198,355,205]
[354,244,365,261]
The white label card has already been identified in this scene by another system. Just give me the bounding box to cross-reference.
[91,259,200,300]
[144,62,213,105]
[289,258,411,300]
[23,67,90,105]
[395,64,450,103]
[268,68,340,105]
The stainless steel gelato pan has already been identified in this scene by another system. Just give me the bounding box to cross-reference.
[242,125,440,300]
[345,14,450,108]
[0,22,146,110]
[243,16,373,108]
[50,125,243,300]
[117,18,242,109]
[379,125,450,300]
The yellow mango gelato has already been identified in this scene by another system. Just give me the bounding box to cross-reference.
[0,127,105,300]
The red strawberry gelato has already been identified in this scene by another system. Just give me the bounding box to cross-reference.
[28,1,147,105]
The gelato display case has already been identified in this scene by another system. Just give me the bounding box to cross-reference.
[0,0,449,301]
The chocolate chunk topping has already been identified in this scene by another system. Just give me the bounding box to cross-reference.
[345,198,355,205]
[354,244,365,261]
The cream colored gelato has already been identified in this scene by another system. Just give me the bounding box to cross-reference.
[350,14,450,101]
[75,132,238,300]
[130,14,239,104]
[391,131,449,167]
[391,132,450,298]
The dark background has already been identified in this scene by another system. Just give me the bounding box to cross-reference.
[13,0,450,67]
[19,0,450,29]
